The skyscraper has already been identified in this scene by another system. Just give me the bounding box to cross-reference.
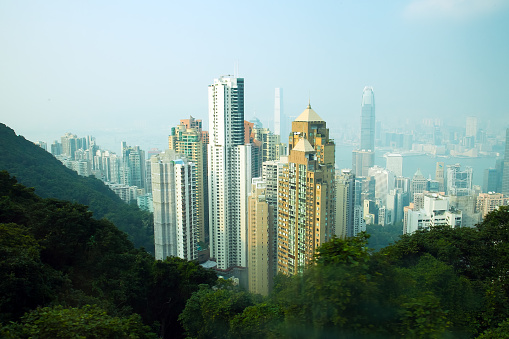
[274,88,282,137]
[121,143,146,190]
[411,169,429,202]
[361,86,375,151]
[335,169,355,238]
[247,178,271,296]
[502,128,509,196]
[446,164,473,197]
[152,150,197,261]
[169,117,208,243]
[277,104,335,275]
[465,116,478,139]
[353,87,375,176]
[385,153,403,177]
[208,76,251,270]
[435,162,445,193]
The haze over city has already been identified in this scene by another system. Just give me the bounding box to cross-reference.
[2,0,509,152]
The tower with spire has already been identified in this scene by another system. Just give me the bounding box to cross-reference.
[277,103,335,275]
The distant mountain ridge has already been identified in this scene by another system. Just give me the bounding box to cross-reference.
[0,123,154,253]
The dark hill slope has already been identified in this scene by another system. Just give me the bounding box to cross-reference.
[0,123,153,253]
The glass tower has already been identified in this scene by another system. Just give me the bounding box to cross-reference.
[360,86,375,152]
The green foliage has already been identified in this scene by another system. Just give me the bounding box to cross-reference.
[366,222,404,251]
[0,223,66,323]
[230,303,284,338]
[0,124,154,252]
[0,171,218,338]
[0,305,156,338]
[477,318,509,338]
[148,257,217,338]
[397,293,450,338]
[179,285,256,338]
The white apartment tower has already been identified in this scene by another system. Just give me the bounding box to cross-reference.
[274,88,282,137]
[151,150,197,261]
[208,76,251,269]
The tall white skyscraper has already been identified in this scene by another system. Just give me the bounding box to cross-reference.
[151,150,197,261]
[208,76,251,270]
[274,88,282,137]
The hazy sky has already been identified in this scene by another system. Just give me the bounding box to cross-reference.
[1,0,509,152]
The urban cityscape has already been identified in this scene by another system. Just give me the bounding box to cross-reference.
[33,76,509,295]
[2,1,509,336]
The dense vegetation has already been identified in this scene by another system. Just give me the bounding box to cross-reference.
[0,171,217,338]
[0,123,154,252]
[179,209,509,338]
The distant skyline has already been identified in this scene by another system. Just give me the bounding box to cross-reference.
[2,0,509,153]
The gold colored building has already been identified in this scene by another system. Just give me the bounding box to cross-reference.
[277,104,335,275]
[248,178,273,296]
[169,117,208,243]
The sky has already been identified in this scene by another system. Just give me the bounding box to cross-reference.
[1,0,509,153]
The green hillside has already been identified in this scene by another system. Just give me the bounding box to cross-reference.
[0,123,154,253]
[0,171,217,338]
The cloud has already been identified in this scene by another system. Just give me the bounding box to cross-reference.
[404,0,508,20]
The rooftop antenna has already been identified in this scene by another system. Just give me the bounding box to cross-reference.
[234,60,239,78]
[308,91,311,108]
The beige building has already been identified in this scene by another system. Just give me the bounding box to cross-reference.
[477,192,509,219]
[248,178,272,296]
[277,104,335,275]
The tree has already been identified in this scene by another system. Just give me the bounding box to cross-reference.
[0,305,156,338]
[179,284,255,338]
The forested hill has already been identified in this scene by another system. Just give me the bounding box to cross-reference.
[0,123,153,252]
[0,172,217,338]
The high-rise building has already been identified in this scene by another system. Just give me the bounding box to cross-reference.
[466,116,478,140]
[262,158,287,279]
[208,76,251,270]
[411,169,429,202]
[435,162,445,193]
[169,118,208,243]
[352,149,375,177]
[502,128,509,196]
[368,165,396,208]
[61,132,79,160]
[483,168,499,193]
[50,140,62,156]
[151,150,197,261]
[361,86,375,152]
[353,87,375,176]
[253,128,283,163]
[446,164,473,197]
[121,143,146,190]
[385,153,403,177]
[274,88,282,137]
[477,192,509,218]
[247,178,272,296]
[277,104,335,275]
[335,169,355,238]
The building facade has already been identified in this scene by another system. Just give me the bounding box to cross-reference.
[208,76,251,270]
[169,118,208,243]
[151,150,197,261]
[277,104,335,275]
[247,178,272,296]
